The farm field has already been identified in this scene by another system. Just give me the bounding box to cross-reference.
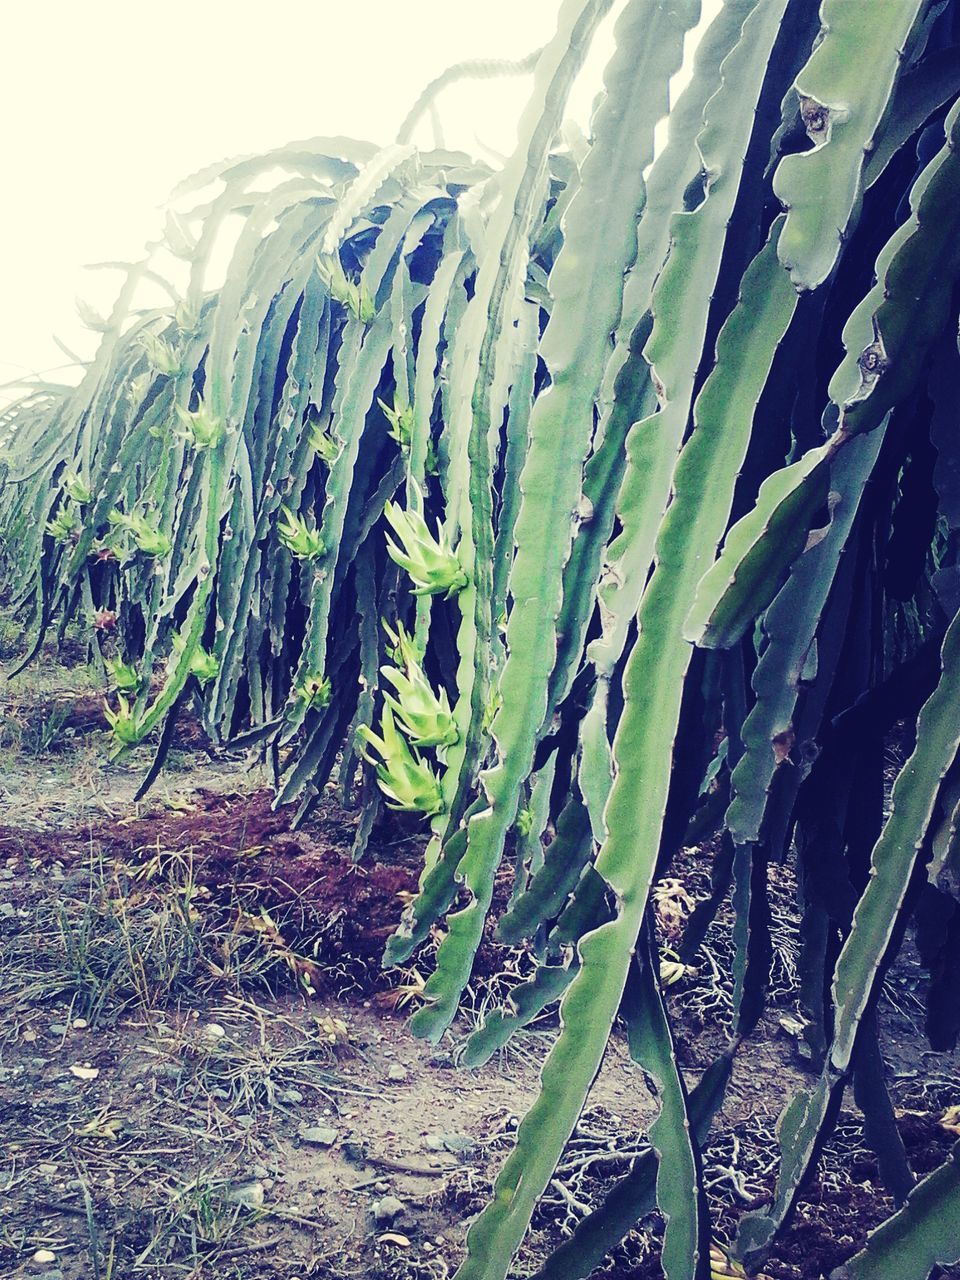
[5,3,960,1278]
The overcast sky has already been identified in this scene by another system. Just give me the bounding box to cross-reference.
[3,0,728,407]
[1,0,618,396]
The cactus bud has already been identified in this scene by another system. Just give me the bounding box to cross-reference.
[515,808,534,838]
[381,659,458,752]
[316,254,376,323]
[358,706,444,816]
[103,694,145,746]
[382,619,425,669]
[296,672,332,711]
[169,630,218,685]
[107,510,171,558]
[105,656,142,693]
[378,397,415,450]
[277,505,325,561]
[62,471,92,504]
[175,298,200,334]
[45,502,81,543]
[306,421,340,464]
[138,331,181,376]
[384,501,467,598]
[174,400,225,450]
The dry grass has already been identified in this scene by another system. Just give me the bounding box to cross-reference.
[0,839,363,1278]
[0,851,290,1027]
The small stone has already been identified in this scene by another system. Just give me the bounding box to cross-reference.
[427,1131,474,1154]
[228,1181,265,1209]
[281,1088,304,1104]
[386,1063,408,1083]
[778,1014,805,1038]
[441,1132,474,1153]
[32,1250,57,1264]
[71,1018,88,1030]
[68,1065,99,1080]
[202,1023,226,1040]
[298,1124,338,1146]
[372,1195,405,1224]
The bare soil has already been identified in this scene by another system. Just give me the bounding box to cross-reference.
[1,641,959,1279]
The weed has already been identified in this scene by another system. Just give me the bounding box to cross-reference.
[0,851,284,1026]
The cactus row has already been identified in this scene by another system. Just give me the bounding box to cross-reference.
[4,1,960,1276]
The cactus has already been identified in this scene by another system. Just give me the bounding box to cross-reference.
[5,2,960,1277]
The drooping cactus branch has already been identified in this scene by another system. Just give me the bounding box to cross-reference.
[3,1,960,1277]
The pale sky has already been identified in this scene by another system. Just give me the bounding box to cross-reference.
[2,1,722,404]
[0,0,606,396]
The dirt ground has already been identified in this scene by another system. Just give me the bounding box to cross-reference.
[1,626,959,1280]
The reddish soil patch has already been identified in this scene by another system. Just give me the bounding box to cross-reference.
[0,788,425,989]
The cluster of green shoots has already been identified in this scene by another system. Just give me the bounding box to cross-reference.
[358,548,464,816]
[277,506,325,560]
[316,253,376,323]
[46,482,171,564]
[101,630,219,750]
